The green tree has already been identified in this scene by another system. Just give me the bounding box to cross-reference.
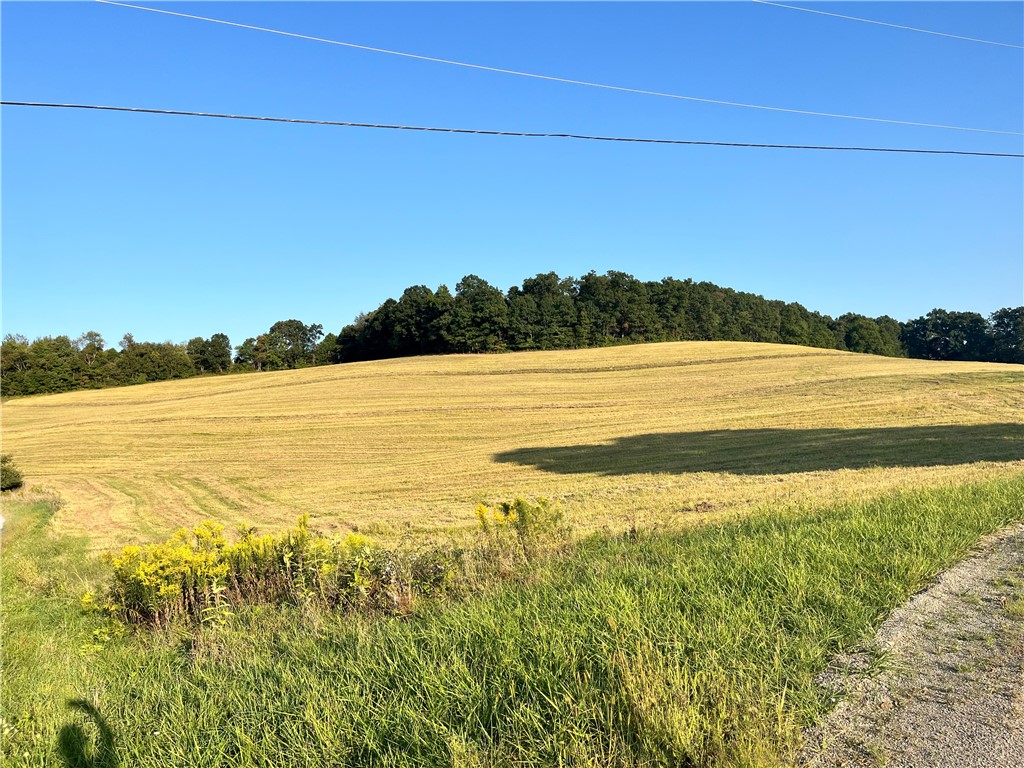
[351,300,401,360]
[234,337,257,369]
[902,309,992,361]
[1,454,23,491]
[574,272,615,344]
[517,272,578,349]
[205,333,233,373]
[116,335,195,383]
[1,334,32,396]
[873,316,905,357]
[252,333,287,371]
[429,285,455,352]
[23,336,81,394]
[806,312,838,349]
[649,277,695,340]
[779,304,811,346]
[387,285,452,356]
[269,320,324,368]
[688,285,725,341]
[839,314,886,355]
[315,332,341,365]
[186,337,209,372]
[336,313,374,363]
[73,331,106,366]
[989,307,1024,364]
[445,275,509,353]
[732,294,781,343]
[506,289,540,350]
[575,271,659,344]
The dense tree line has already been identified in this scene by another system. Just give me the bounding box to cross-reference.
[2,272,1020,397]
[334,271,1016,365]
[0,319,320,397]
[0,332,196,396]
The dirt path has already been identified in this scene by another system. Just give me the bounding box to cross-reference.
[803,524,1024,768]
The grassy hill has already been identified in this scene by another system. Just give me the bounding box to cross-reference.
[3,341,1022,548]
[2,341,1023,767]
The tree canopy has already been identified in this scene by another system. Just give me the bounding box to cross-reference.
[3,271,1020,398]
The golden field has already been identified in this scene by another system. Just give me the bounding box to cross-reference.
[2,341,1022,548]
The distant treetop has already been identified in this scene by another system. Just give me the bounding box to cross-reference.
[2,271,1020,398]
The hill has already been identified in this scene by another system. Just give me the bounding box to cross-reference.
[3,341,1021,548]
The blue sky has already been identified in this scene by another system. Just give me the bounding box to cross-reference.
[3,1,1022,349]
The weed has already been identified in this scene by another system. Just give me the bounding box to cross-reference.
[474,496,570,572]
[1004,597,1024,620]
[101,516,463,625]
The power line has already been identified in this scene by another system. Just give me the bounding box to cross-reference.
[751,1,1024,49]
[4,101,1022,158]
[94,0,1023,137]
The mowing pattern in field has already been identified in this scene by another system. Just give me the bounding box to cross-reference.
[2,342,1022,546]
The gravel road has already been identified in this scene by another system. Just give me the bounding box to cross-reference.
[803,524,1024,768]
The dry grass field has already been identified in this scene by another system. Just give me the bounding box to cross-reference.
[2,341,1022,548]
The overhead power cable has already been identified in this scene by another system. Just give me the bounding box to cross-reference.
[752,1,1024,49]
[4,101,1022,158]
[94,0,1022,137]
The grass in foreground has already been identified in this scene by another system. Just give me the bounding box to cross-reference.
[2,476,1023,767]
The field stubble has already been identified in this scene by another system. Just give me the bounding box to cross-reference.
[2,342,1021,548]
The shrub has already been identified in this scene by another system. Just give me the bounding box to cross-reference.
[474,496,570,572]
[102,499,567,627]
[1,454,24,491]
[102,516,462,626]
[408,545,464,597]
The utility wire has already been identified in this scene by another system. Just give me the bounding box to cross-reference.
[94,0,1022,137]
[751,1,1024,49]
[4,101,1021,158]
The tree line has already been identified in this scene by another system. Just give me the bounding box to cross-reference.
[2,271,1021,397]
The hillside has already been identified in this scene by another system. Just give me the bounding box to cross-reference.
[2,341,1022,547]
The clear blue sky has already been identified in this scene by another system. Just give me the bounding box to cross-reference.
[3,1,1022,349]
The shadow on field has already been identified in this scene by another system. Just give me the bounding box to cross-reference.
[57,699,118,768]
[494,424,1024,476]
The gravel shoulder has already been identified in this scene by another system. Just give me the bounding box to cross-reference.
[803,524,1024,768]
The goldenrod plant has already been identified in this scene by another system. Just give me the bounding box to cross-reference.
[102,515,463,626]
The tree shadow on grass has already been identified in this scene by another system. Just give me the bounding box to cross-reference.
[494,424,1024,476]
[57,699,118,768]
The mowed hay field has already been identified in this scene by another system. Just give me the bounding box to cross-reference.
[2,341,1022,548]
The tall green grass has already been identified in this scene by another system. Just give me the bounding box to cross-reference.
[1,495,113,767]
[3,477,1022,767]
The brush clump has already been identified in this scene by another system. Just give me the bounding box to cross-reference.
[102,515,463,626]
